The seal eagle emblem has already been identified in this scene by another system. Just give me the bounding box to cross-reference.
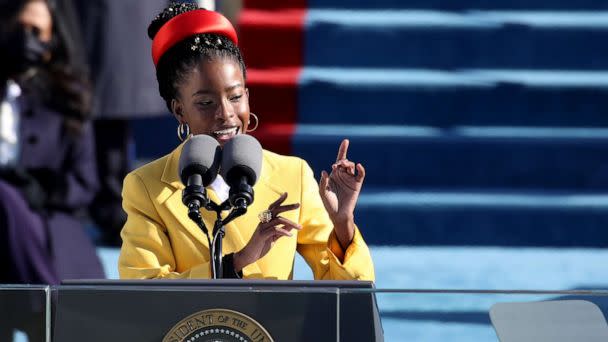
[163,309,274,342]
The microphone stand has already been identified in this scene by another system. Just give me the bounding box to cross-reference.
[185,189,249,279]
[207,199,248,278]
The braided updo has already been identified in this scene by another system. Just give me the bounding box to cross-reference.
[148,2,246,112]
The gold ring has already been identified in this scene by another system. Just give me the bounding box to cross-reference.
[258,209,273,224]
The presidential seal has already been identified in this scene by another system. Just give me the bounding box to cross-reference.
[162,309,274,342]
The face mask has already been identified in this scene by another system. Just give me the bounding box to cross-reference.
[0,26,51,76]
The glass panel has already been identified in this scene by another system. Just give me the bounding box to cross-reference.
[340,289,608,342]
[0,285,49,342]
[7,282,605,341]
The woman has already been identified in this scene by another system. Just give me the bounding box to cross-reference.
[118,2,374,280]
[0,0,104,285]
[0,0,104,340]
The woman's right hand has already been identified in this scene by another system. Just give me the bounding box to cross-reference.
[233,192,301,272]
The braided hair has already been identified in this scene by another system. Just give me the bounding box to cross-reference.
[148,2,246,112]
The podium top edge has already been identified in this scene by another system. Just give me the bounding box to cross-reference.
[60,279,375,289]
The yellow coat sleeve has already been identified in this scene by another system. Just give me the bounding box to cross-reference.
[296,160,375,281]
[118,172,212,279]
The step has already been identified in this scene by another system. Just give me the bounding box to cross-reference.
[243,0,305,10]
[302,10,608,69]
[244,0,608,10]
[241,10,608,69]
[247,67,300,125]
[292,125,608,190]
[351,190,608,246]
[305,0,608,10]
[239,9,305,68]
[131,119,608,190]
[298,68,608,127]
[130,117,296,159]
[97,245,608,289]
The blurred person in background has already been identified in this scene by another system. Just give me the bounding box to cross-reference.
[0,0,104,286]
[74,0,168,246]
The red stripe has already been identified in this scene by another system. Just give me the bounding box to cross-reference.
[247,67,301,155]
[239,9,305,68]
[243,0,307,10]
[247,67,300,86]
[250,123,297,156]
[239,5,306,155]
[247,67,300,125]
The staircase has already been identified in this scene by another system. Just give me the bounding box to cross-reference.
[238,0,608,247]
[115,3,608,340]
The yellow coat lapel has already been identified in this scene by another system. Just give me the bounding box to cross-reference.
[158,143,287,277]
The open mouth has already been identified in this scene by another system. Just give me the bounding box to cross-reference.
[212,126,239,141]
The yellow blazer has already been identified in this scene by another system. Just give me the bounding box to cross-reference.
[118,142,375,281]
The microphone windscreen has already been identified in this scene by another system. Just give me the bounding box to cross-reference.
[220,134,263,186]
[178,135,221,186]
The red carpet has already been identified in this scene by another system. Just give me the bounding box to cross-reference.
[238,2,306,154]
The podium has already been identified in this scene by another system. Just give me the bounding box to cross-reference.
[53,280,384,341]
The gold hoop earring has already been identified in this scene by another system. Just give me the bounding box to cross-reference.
[247,113,259,132]
[177,122,191,142]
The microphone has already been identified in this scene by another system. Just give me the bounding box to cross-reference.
[178,135,221,216]
[220,134,263,210]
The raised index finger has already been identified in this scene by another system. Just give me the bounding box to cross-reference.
[336,139,349,162]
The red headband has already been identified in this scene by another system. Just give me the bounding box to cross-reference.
[151,9,239,67]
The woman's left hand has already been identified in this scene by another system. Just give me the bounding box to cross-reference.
[319,139,366,249]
